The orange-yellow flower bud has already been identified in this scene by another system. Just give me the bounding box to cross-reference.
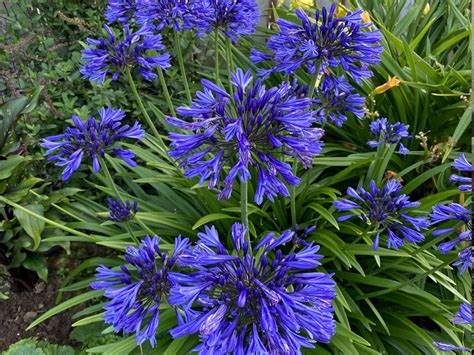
[361,11,371,23]
[373,76,401,95]
[422,3,430,17]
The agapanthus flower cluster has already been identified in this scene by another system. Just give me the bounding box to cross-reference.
[135,0,203,31]
[450,154,472,192]
[313,75,365,126]
[41,108,144,180]
[91,235,190,347]
[430,203,471,273]
[197,0,260,42]
[105,0,135,23]
[169,223,336,353]
[107,198,138,222]
[167,68,324,204]
[80,24,171,84]
[333,179,429,250]
[367,118,410,155]
[251,3,382,81]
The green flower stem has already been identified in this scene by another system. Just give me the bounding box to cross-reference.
[157,67,177,117]
[307,62,322,99]
[124,221,140,245]
[290,160,298,226]
[100,156,122,202]
[225,37,234,94]
[173,31,192,105]
[125,68,165,150]
[214,29,220,84]
[290,65,323,225]
[240,181,251,251]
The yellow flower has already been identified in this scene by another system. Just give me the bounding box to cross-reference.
[373,76,401,95]
[361,11,371,23]
[334,5,347,18]
[291,0,314,8]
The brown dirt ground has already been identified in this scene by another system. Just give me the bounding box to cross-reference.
[0,244,111,351]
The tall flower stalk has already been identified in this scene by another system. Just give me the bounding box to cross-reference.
[174,31,193,105]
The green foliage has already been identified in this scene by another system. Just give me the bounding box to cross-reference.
[4,338,75,355]
[1,0,470,353]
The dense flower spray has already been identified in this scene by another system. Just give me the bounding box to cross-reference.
[105,0,135,23]
[251,3,382,80]
[80,24,171,83]
[168,223,336,353]
[135,0,202,31]
[334,179,429,250]
[196,0,260,42]
[167,68,324,204]
[430,203,471,274]
[367,118,410,154]
[91,235,190,347]
[313,75,365,126]
[450,154,472,192]
[41,108,144,180]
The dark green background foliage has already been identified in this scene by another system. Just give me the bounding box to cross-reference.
[0,0,471,353]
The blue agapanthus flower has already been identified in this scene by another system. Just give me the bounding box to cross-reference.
[196,0,260,42]
[430,203,471,274]
[135,0,200,31]
[108,198,138,222]
[313,75,365,126]
[91,235,190,347]
[105,0,135,23]
[41,108,144,180]
[251,3,382,81]
[167,68,324,204]
[168,223,336,353]
[452,303,471,325]
[433,342,470,352]
[334,179,429,250]
[367,117,410,155]
[80,24,171,84]
[450,154,472,192]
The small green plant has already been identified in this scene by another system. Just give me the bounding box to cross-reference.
[4,338,75,355]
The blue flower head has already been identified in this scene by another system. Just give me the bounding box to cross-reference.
[168,223,336,353]
[135,0,201,31]
[430,203,471,274]
[334,179,429,250]
[251,3,382,81]
[167,68,324,204]
[197,0,260,42]
[313,75,366,126]
[40,108,144,180]
[367,118,411,155]
[450,154,472,192]
[108,198,138,222]
[80,24,171,84]
[91,235,190,347]
[106,0,135,23]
